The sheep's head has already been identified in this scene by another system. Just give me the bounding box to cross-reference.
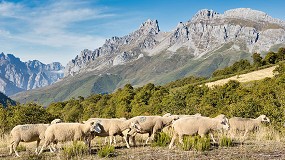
[162,113,171,117]
[259,115,270,123]
[50,119,62,124]
[217,117,230,131]
[130,120,141,132]
[89,122,102,133]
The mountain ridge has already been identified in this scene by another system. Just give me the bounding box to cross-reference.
[11,8,285,105]
[0,52,65,96]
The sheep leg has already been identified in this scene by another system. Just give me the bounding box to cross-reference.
[13,140,20,157]
[122,135,130,148]
[169,133,177,149]
[113,136,117,144]
[38,141,50,155]
[9,140,14,155]
[209,133,217,143]
[109,135,113,145]
[145,132,152,145]
[35,140,40,154]
[104,137,108,144]
[178,134,184,144]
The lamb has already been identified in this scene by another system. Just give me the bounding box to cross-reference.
[127,116,179,146]
[38,121,101,155]
[9,119,62,157]
[84,118,141,148]
[228,115,270,139]
[169,115,230,149]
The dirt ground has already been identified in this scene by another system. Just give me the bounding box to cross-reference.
[3,139,285,160]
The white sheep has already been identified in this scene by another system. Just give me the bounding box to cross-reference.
[163,113,202,118]
[9,119,62,157]
[168,115,230,149]
[38,121,101,155]
[229,115,270,139]
[84,118,141,149]
[128,116,179,146]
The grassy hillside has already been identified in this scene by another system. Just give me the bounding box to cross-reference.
[0,92,16,107]
[12,43,255,106]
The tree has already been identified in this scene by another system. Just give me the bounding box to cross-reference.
[276,48,285,62]
[264,51,277,64]
[252,53,263,67]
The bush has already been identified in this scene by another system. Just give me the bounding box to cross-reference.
[219,136,233,147]
[62,141,88,159]
[97,145,116,158]
[181,136,211,151]
[151,132,172,147]
[16,144,26,152]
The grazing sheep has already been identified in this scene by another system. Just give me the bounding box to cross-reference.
[128,116,179,146]
[9,119,62,157]
[84,118,141,148]
[229,115,270,139]
[163,113,202,118]
[38,121,101,155]
[169,115,230,149]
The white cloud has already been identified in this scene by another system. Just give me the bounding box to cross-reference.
[0,0,114,64]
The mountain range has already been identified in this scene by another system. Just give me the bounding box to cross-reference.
[0,53,64,96]
[10,8,285,106]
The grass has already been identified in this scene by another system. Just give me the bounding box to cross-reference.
[151,132,172,147]
[16,144,26,152]
[181,136,211,152]
[97,145,116,158]
[62,141,89,159]
[219,136,233,147]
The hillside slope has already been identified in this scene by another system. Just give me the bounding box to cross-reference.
[205,66,277,87]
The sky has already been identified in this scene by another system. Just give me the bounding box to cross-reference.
[0,0,284,65]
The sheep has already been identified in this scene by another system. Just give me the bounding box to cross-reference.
[127,116,179,146]
[9,119,62,157]
[228,115,270,139]
[163,113,202,118]
[84,118,141,149]
[38,121,101,155]
[168,114,230,149]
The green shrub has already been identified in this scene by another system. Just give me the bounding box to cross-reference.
[16,144,26,152]
[62,141,88,159]
[219,136,233,147]
[97,145,116,158]
[181,136,211,151]
[151,132,172,147]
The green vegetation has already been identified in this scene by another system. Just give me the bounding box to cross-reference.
[151,132,172,147]
[181,136,211,151]
[219,136,233,147]
[62,141,89,159]
[97,145,116,158]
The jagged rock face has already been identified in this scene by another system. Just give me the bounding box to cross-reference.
[0,53,64,95]
[64,19,160,76]
[65,8,285,77]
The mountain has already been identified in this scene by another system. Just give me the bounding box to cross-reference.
[12,8,285,106]
[0,91,16,107]
[0,53,64,96]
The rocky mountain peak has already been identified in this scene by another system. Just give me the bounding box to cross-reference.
[138,19,160,35]
[191,9,219,22]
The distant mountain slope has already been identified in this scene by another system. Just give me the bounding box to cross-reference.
[0,53,64,96]
[12,8,285,105]
[0,92,16,107]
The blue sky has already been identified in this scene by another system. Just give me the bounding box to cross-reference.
[0,0,284,65]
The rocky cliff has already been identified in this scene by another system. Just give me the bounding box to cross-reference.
[64,8,285,77]
[0,53,64,95]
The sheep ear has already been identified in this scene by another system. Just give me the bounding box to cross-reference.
[90,122,95,125]
[82,121,86,124]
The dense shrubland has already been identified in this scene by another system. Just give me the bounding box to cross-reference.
[1,48,285,134]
